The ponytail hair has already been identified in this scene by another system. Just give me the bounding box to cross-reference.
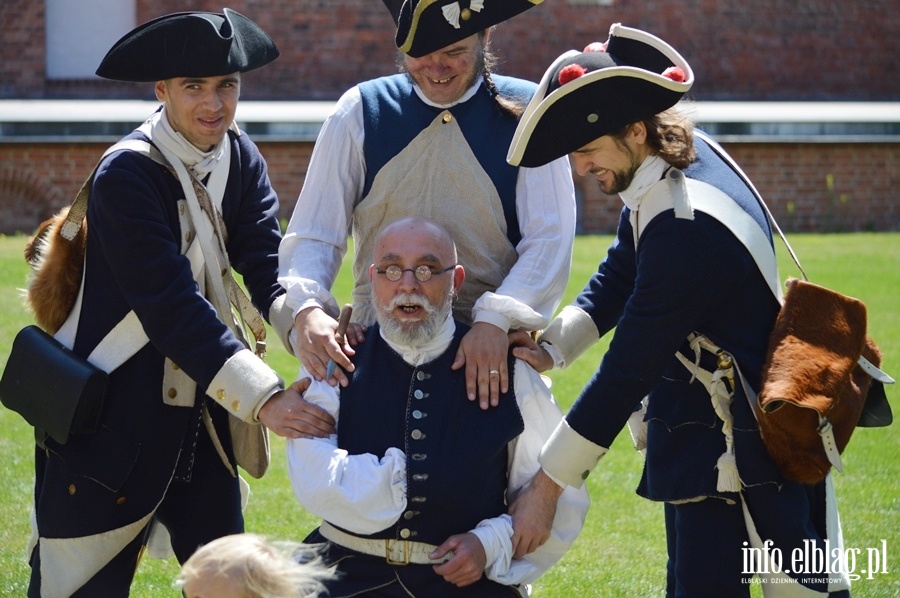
[481,30,525,118]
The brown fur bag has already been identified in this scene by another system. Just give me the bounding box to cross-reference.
[757,278,885,484]
[24,206,88,334]
[24,140,144,333]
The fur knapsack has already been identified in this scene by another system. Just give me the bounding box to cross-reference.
[25,202,91,333]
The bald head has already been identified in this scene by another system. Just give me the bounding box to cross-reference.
[373,216,458,267]
[369,216,464,346]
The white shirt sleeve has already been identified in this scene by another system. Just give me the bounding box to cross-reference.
[285,366,407,535]
[285,359,588,583]
[476,361,591,585]
[277,87,366,318]
[472,157,577,332]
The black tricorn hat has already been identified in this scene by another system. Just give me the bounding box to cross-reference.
[384,0,543,58]
[95,8,279,82]
[507,23,693,168]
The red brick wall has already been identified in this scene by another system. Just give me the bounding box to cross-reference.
[0,0,46,97]
[1,140,896,236]
[2,1,895,234]
[256,142,315,219]
[575,142,899,233]
[3,0,897,101]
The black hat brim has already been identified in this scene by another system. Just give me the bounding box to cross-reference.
[96,8,279,82]
[395,0,544,58]
[508,24,693,168]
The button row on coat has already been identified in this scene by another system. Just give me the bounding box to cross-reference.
[407,369,434,524]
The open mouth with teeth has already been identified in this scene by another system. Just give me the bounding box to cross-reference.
[397,303,426,317]
[384,293,436,322]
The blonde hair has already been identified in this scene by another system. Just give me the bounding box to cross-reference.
[176,534,333,598]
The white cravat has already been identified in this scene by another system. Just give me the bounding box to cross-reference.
[379,313,456,367]
[138,107,235,208]
[618,154,669,212]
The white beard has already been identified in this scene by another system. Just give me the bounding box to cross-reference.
[375,291,452,346]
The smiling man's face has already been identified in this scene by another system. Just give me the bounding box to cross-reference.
[403,34,484,105]
[369,218,462,346]
[155,73,240,151]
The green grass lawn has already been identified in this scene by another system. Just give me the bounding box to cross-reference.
[0,233,897,597]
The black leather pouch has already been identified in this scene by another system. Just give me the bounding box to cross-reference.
[1,325,108,444]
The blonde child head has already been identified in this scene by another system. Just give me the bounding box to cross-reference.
[177,533,332,598]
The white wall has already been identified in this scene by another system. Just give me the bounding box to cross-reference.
[45,0,136,79]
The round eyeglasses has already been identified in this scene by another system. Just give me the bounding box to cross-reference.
[374,264,456,283]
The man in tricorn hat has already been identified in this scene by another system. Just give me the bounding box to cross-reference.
[27,9,333,596]
[506,23,852,596]
[278,0,576,410]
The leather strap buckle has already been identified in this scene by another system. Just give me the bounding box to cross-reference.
[385,539,411,566]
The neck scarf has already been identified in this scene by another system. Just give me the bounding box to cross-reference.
[619,154,669,213]
[138,107,236,208]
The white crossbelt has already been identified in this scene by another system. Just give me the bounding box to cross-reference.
[319,521,451,566]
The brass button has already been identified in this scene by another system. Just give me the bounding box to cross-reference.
[68,484,76,495]
[460,7,471,20]
[185,231,194,243]
[171,362,180,370]
[216,389,226,401]
[411,429,423,440]
[116,496,127,505]
[399,528,411,539]
[231,400,241,412]
[412,410,423,419]
[178,203,186,215]
[167,388,177,399]
[413,390,424,399]
[403,510,415,520]
[441,112,452,124]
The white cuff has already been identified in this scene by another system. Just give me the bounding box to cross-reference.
[541,342,565,370]
[472,291,547,331]
[538,305,599,369]
[471,514,514,581]
[206,349,282,422]
[292,297,337,320]
[267,294,295,354]
[539,419,608,488]
[472,310,512,333]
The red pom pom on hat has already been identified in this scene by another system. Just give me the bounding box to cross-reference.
[662,66,686,82]
[558,63,587,86]
[583,41,608,52]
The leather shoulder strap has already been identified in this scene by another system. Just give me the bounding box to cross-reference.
[60,139,168,240]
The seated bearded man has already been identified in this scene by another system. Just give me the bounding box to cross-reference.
[285,215,589,597]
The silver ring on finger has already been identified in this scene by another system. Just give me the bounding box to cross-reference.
[489,369,500,377]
